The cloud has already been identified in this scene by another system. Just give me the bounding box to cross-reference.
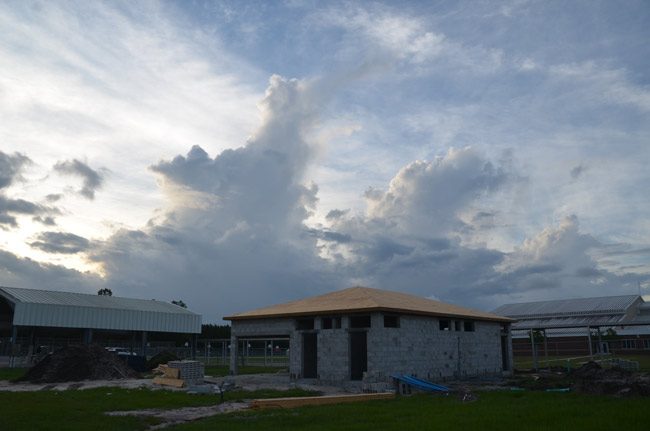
[314,5,504,73]
[53,159,105,200]
[0,151,30,189]
[0,196,55,229]
[29,231,91,254]
[32,216,57,226]
[570,164,586,179]
[82,75,344,320]
[0,249,101,293]
[362,147,509,235]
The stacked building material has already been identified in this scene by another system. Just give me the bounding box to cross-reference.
[168,360,205,385]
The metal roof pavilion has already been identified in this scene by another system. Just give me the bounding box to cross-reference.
[493,295,644,330]
[0,286,201,334]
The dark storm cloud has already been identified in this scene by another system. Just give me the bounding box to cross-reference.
[0,151,30,189]
[0,249,101,292]
[53,159,105,199]
[0,196,57,229]
[29,231,91,254]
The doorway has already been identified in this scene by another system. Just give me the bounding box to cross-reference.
[500,335,510,371]
[302,333,318,378]
[350,331,367,380]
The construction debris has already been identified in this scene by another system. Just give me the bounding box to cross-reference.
[509,361,650,397]
[146,351,180,370]
[571,361,650,396]
[151,360,204,388]
[20,344,138,383]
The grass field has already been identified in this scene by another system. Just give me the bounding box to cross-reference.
[0,383,647,430]
[514,353,650,371]
[166,391,648,431]
[0,387,317,431]
[0,367,27,381]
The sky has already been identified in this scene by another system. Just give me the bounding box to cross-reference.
[1,0,649,323]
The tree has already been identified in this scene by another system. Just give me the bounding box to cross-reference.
[171,300,187,308]
[97,288,113,296]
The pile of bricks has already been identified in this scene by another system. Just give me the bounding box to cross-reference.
[168,360,205,385]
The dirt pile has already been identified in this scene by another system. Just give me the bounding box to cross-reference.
[20,344,138,383]
[571,362,650,397]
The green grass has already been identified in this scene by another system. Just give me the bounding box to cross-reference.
[514,353,650,371]
[0,367,27,381]
[204,365,287,377]
[0,387,317,431]
[168,392,649,431]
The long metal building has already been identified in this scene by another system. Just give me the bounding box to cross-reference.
[0,286,201,360]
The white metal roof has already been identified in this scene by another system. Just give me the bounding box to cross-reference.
[493,295,643,330]
[493,295,640,318]
[0,286,201,334]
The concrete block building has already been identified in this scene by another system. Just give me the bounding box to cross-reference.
[225,287,513,383]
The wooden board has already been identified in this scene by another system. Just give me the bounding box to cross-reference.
[153,365,181,379]
[152,376,185,388]
[250,392,395,409]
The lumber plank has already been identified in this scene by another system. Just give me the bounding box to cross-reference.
[250,392,395,409]
[152,376,185,388]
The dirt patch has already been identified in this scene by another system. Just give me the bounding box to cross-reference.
[509,362,650,396]
[571,362,650,396]
[19,344,138,383]
[106,402,249,430]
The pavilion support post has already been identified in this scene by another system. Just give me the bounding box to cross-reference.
[597,327,603,355]
[229,335,238,375]
[587,327,593,357]
[141,331,148,358]
[9,325,18,368]
[191,334,197,359]
[82,328,93,345]
[543,329,549,369]
[530,330,538,371]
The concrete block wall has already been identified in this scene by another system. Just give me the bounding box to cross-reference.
[231,313,507,383]
[366,314,503,382]
[316,317,349,382]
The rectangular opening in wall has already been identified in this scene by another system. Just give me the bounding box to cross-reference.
[500,335,509,371]
[302,332,318,378]
[333,317,341,329]
[350,315,371,328]
[322,317,332,329]
[439,319,450,331]
[464,321,475,332]
[349,331,367,381]
[383,315,399,328]
[296,318,314,330]
[454,320,461,331]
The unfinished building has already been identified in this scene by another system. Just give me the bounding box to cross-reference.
[225,287,513,384]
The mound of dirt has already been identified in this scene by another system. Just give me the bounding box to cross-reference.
[571,361,631,380]
[20,344,138,383]
[570,361,650,397]
[146,350,180,370]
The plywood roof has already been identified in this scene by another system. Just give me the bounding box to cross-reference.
[224,286,512,322]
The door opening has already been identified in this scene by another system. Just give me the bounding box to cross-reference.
[302,333,318,378]
[350,331,367,380]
